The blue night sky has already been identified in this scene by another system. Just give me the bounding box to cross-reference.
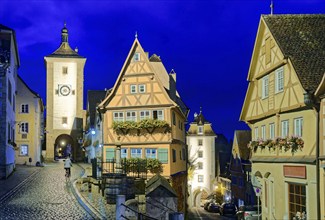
[1,0,325,140]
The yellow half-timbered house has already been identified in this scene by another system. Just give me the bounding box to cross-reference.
[240,15,325,220]
[98,37,189,213]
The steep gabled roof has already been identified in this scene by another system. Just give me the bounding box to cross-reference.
[234,130,251,160]
[263,14,325,93]
[145,174,177,197]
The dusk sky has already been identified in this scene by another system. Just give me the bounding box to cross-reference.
[1,0,325,140]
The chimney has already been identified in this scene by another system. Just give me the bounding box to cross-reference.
[169,69,177,101]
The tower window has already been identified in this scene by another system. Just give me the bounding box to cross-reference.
[62,66,68,74]
[62,117,68,127]
[134,53,140,61]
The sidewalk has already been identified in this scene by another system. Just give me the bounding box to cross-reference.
[0,164,41,201]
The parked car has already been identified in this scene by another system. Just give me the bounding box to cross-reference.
[220,203,237,216]
[203,199,215,211]
[207,202,220,213]
[236,205,261,220]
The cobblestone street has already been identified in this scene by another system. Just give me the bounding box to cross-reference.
[0,161,92,220]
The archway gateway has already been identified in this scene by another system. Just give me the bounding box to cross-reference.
[54,134,73,159]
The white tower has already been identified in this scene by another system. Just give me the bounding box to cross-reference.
[44,24,86,160]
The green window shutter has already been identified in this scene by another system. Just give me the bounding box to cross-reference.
[106,148,115,161]
[158,149,168,164]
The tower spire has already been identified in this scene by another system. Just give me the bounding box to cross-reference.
[270,0,274,15]
[61,22,68,43]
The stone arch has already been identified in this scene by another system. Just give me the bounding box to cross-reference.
[255,171,263,178]
[192,187,209,207]
[264,172,271,178]
[54,134,74,159]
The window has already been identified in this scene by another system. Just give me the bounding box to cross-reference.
[181,148,186,160]
[140,111,150,120]
[20,122,29,133]
[139,84,146,93]
[134,52,140,61]
[254,127,259,140]
[113,112,124,122]
[261,125,266,140]
[262,75,269,99]
[198,175,204,182]
[172,149,176,162]
[153,110,164,120]
[288,183,306,220]
[21,104,29,113]
[121,148,127,158]
[126,111,137,121]
[130,85,137,94]
[294,118,303,137]
[275,67,284,93]
[281,120,289,138]
[62,117,68,126]
[269,123,275,139]
[20,145,28,156]
[62,66,68,74]
[8,80,12,104]
[131,148,142,158]
[198,139,203,146]
[198,126,203,135]
[106,148,115,161]
[158,149,168,163]
[172,112,176,125]
[198,162,203,169]
[146,148,156,159]
[198,150,203,158]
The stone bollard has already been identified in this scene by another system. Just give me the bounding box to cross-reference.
[116,195,126,220]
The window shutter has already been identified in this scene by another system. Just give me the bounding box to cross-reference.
[106,148,115,161]
[158,149,168,164]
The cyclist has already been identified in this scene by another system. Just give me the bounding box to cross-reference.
[64,154,72,179]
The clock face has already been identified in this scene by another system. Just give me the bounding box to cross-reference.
[59,85,71,96]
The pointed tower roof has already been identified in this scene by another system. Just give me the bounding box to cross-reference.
[46,23,83,58]
[187,108,216,136]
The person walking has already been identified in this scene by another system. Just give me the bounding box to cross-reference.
[64,155,73,179]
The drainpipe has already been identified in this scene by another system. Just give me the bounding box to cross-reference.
[304,92,320,219]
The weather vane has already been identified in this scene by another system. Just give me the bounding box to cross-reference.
[270,0,274,15]
[135,31,138,39]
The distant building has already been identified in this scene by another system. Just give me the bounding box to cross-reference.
[186,110,217,207]
[44,24,86,161]
[97,37,189,213]
[84,90,107,163]
[15,75,44,166]
[230,130,255,207]
[0,24,20,179]
[240,14,325,220]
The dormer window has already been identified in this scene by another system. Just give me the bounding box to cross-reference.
[134,52,140,62]
[198,126,204,135]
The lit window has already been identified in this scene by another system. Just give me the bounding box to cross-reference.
[140,111,150,120]
[294,118,303,137]
[21,104,29,113]
[121,148,127,158]
[139,84,146,93]
[146,148,156,159]
[153,110,164,120]
[198,150,203,158]
[262,75,269,99]
[20,145,28,156]
[269,123,275,139]
[131,148,142,158]
[198,139,203,146]
[62,117,68,126]
[281,120,289,138]
[275,67,284,93]
[198,175,204,182]
[113,112,124,122]
[126,111,137,122]
[130,85,137,94]
[20,122,29,133]
[134,52,140,61]
[198,126,204,135]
